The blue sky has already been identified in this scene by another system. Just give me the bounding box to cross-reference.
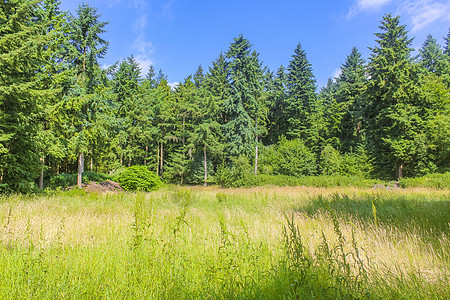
[59,0,450,88]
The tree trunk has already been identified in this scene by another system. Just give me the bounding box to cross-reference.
[255,136,258,176]
[203,144,207,187]
[160,142,164,177]
[77,153,84,188]
[396,163,403,179]
[156,144,160,176]
[90,157,93,172]
[254,118,258,176]
[39,157,44,190]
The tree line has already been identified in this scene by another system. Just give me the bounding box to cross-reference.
[1,0,449,192]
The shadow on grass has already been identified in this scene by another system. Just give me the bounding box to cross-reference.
[296,193,449,244]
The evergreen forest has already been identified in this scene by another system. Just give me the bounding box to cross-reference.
[1,0,450,193]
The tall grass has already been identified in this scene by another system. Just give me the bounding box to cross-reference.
[0,186,448,299]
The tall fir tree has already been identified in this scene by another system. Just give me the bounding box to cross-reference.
[265,65,289,144]
[286,43,319,149]
[0,0,63,192]
[224,35,265,166]
[444,27,450,57]
[68,2,109,187]
[335,47,367,152]
[418,35,446,76]
[365,14,436,178]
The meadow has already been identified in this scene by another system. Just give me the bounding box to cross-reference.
[0,186,448,299]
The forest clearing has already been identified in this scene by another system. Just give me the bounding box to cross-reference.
[0,185,448,299]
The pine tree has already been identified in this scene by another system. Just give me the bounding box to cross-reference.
[335,47,367,151]
[67,2,109,187]
[285,43,319,148]
[365,14,431,178]
[444,27,450,57]
[204,53,230,125]
[224,35,265,173]
[418,35,446,75]
[265,65,289,144]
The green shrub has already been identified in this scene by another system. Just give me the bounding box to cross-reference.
[116,165,162,191]
[399,172,450,189]
[260,137,317,177]
[214,156,256,187]
[82,171,111,183]
[253,174,378,188]
[339,144,374,178]
[49,173,77,189]
[320,145,341,175]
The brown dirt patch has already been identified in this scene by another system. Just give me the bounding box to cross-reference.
[66,180,123,193]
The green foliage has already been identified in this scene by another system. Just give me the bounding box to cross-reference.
[48,171,111,189]
[214,156,256,187]
[320,145,340,175]
[399,172,450,189]
[261,137,317,177]
[185,156,214,185]
[253,174,376,188]
[116,165,162,191]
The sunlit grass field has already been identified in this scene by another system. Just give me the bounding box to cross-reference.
[0,186,449,299]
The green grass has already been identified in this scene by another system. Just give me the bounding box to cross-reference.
[0,186,449,299]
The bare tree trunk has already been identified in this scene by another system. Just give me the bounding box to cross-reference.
[396,163,403,179]
[156,145,160,176]
[160,142,164,177]
[77,153,84,188]
[255,136,258,176]
[254,118,258,176]
[90,157,93,172]
[203,144,207,187]
[39,157,44,189]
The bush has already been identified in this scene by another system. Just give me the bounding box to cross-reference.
[115,166,162,191]
[260,137,317,177]
[214,156,256,187]
[253,174,379,188]
[48,173,77,189]
[399,172,450,189]
[320,145,341,175]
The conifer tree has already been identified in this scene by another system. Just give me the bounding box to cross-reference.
[335,47,367,151]
[365,14,430,178]
[0,0,62,192]
[67,2,109,187]
[224,35,265,174]
[418,35,446,75]
[444,27,450,57]
[285,43,319,148]
[265,65,289,144]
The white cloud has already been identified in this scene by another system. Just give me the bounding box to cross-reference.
[168,81,179,90]
[135,55,153,76]
[129,1,154,76]
[347,0,393,17]
[396,0,450,32]
[162,0,175,16]
[332,68,342,79]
